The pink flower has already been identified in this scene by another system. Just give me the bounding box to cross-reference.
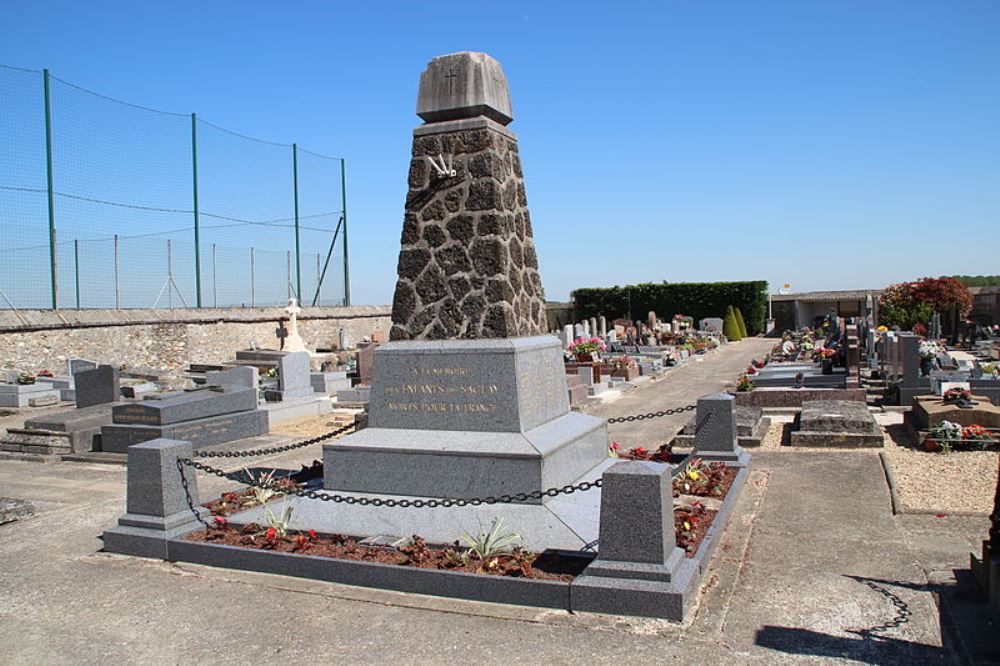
[610,442,620,451]
[213,516,228,528]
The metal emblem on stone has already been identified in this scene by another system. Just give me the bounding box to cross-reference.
[313,52,611,551]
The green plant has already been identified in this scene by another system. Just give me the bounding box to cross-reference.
[247,469,294,537]
[734,307,748,338]
[736,374,755,392]
[461,518,522,561]
[724,305,742,341]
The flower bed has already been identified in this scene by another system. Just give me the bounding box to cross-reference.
[923,420,999,453]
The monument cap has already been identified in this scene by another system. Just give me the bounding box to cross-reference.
[416,51,513,126]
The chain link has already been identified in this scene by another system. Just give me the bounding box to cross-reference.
[192,421,356,458]
[180,456,602,508]
[606,404,696,424]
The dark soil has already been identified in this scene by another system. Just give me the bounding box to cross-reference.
[187,528,586,581]
[193,463,741,578]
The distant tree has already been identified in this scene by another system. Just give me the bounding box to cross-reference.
[950,275,1000,287]
[734,307,748,338]
[724,305,742,341]
[879,277,972,330]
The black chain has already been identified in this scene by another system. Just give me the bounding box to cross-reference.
[176,460,211,530]
[179,456,601,508]
[607,404,696,423]
[850,578,912,636]
[192,421,356,458]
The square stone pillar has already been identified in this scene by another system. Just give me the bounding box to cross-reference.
[103,438,207,559]
[572,461,695,620]
[693,393,750,467]
[900,334,921,387]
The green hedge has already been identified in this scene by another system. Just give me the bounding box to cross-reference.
[572,280,769,336]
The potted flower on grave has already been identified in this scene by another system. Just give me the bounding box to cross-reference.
[942,387,972,405]
[568,336,605,363]
[818,347,837,374]
[918,340,941,376]
[610,355,639,381]
[736,374,755,392]
[16,372,35,385]
[664,351,677,367]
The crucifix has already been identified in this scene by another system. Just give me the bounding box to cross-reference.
[444,68,457,93]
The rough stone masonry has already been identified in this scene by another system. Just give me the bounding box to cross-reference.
[390,51,547,340]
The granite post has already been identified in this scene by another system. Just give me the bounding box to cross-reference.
[102,438,207,559]
[573,461,695,620]
[693,393,750,466]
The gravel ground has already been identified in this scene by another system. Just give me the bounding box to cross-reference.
[882,419,998,515]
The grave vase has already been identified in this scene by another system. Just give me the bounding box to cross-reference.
[920,358,933,377]
[576,352,596,363]
[821,359,834,375]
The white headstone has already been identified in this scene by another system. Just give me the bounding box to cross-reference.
[562,324,574,349]
[599,316,607,337]
[338,327,351,351]
[283,298,307,352]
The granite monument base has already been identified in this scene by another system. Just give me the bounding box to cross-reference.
[101,410,269,453]
[790,400,884,448]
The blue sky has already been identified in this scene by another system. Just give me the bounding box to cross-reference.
[2,1,998,306]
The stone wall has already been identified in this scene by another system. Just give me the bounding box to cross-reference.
[0,306,391,380]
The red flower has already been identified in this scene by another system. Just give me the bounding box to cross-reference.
[264,527,277,540]
[213,516,228,528]
[935,513,947,518]
[308,529,318,541]
[610,442,620,451]
[633,447,648,457]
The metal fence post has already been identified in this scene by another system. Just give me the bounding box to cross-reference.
[114,234,120,309]
[212,243,217,308]
[250,247,256,308]
[341,158,350,306]
[292,143,302,303]
[167,239,172,310]
[191,113,202,307]
[286,251,292,300]
[73,239,80,309]
[43,68,58,310]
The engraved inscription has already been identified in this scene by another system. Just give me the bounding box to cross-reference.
[382,364,502,418]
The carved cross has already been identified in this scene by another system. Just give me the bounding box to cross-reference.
[445,68,457,93]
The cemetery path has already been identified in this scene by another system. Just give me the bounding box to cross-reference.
[586,337,775,448]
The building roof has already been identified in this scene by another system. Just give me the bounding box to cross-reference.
[771,289,882,303]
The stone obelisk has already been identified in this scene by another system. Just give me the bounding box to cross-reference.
[322,53,608,550]
[390,51,547,340]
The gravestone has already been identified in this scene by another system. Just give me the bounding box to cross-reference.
[589,317,598,338]
[283,297,308,353]
[75,365,120,409]
[205,366,259,390]
[845,324,861,389]
[599,316,607,337]
[101,386,268,453]
[561,324,573,349]
[320,52,608,549]
[355,343,380,386]
[66,358,98,376]
[791,400,884,447]
[700,318,723,333]
[692,393,750,465]
[338,327,351,351]
[275,351,313,400]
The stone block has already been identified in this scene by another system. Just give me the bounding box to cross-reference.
[276,351,313,399]
[368,337,569,433]
[416,51,513,126]
[205,366,258,389]
[102,438,208,560]
[75,365,120,409]
[790,400,884,448]
[112,385,257,426]
[101,409,269,453]
[28,394,59,407]
[693,393,749,465]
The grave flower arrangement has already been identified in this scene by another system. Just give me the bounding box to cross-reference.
[942,387,972,403]
[745,364,759,376]
[919,340,943,360]
[15,372,35,385]
[736,374,755,392]
[673,458,730,498]
[925,420,997,453]
[568,336,605,361]
[37,369,54,378]
[610,355,637,369]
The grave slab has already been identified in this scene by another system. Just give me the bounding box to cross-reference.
[790,400,884,448]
